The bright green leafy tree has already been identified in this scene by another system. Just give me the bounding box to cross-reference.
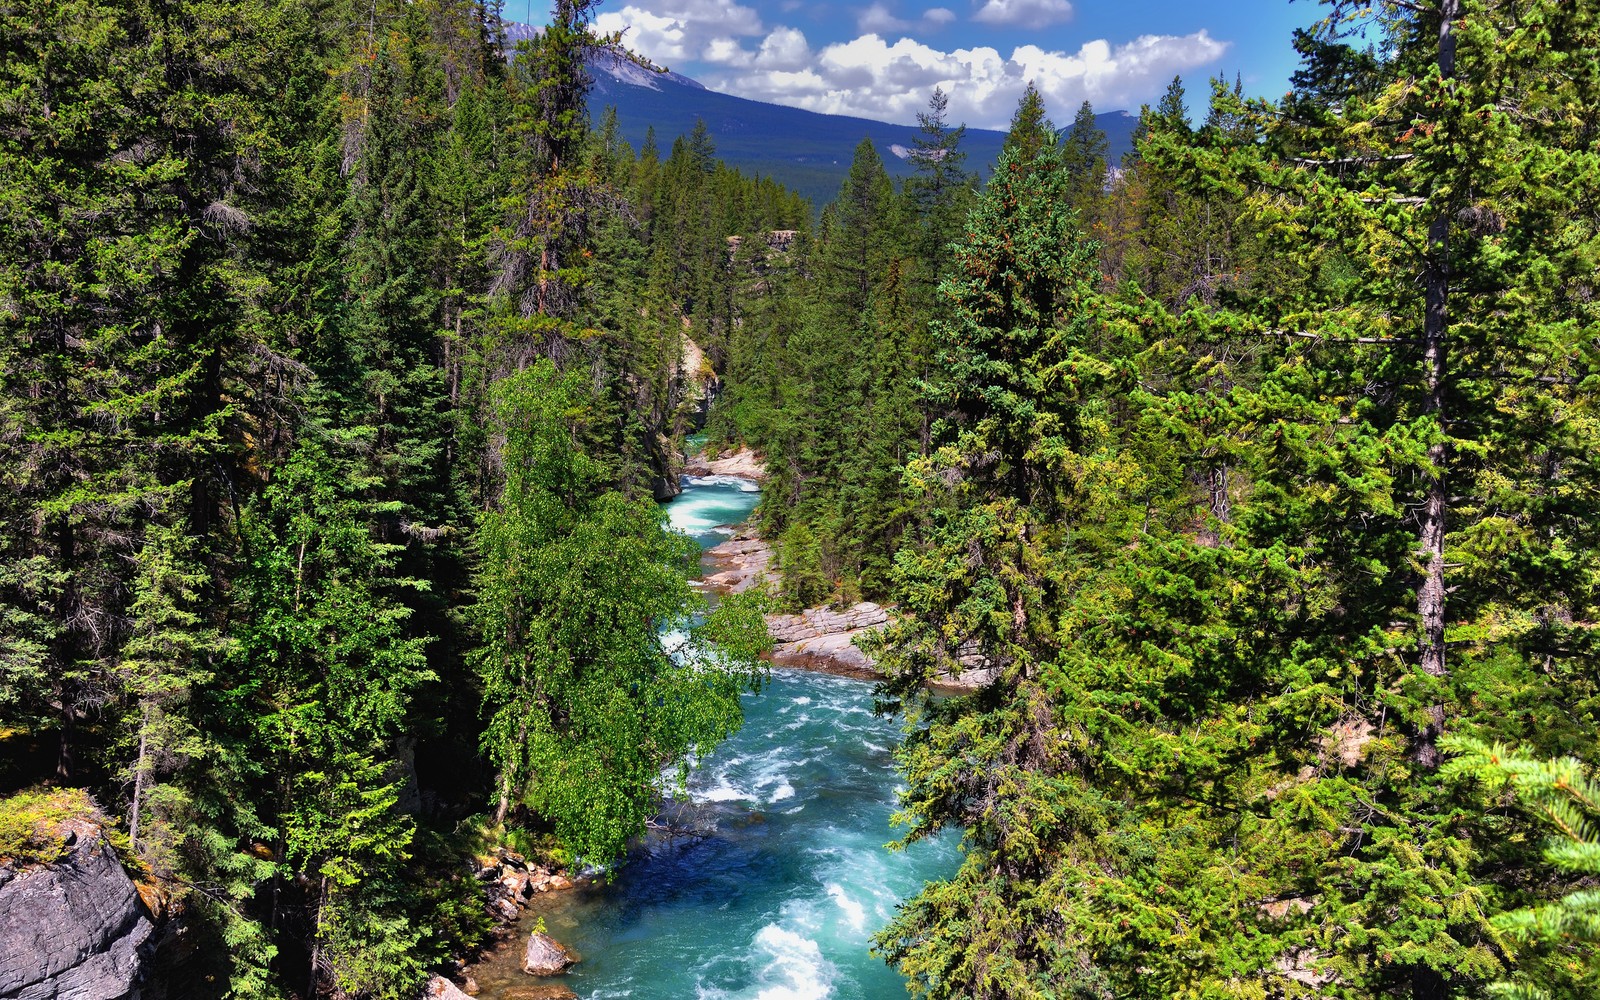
[474,361,770,861]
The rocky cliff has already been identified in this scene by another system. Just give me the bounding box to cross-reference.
[0,823,154,1000]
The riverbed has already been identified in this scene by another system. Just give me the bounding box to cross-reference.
[468,475,958,999]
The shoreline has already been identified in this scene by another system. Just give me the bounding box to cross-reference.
[699,527,995,694]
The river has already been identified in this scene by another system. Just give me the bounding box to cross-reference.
[467,475,959,999]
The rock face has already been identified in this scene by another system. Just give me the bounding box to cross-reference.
[766,603,889,679]
[521,932,577,976]
[683,446,766,481]
[0,827,155,1000]
[701,535,773,594]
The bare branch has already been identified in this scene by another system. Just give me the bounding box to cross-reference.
[1255,329,1421,346]
[1289,154,1416,167]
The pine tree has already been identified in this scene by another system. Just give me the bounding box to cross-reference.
[1001,82,1054,165]
[869,122,1143,1000]
[904,87,974,297]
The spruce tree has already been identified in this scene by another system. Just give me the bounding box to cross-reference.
[1060,99,1109,216]
[869,120,1141,1000]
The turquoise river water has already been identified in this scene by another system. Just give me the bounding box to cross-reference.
[468,475,959,999]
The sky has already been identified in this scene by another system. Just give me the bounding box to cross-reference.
[509,1,1328,130]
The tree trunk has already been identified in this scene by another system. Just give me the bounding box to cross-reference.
[55,703,76,782]
[308,875,328,1000]
[129,701,150,852]
[1414,0,1458,766]
[54,514,77,782]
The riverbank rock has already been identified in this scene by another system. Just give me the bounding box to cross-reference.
[521,932,577,976]
[766,603,889,679]
[765,603,995,691]
[700,537,996,690]
[684,446,766,481]
[702,535,774,594]
[0,823,155,1000]
[475,848,576,924]
[426,974,475,1000]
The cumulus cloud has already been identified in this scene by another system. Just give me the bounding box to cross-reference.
[858,3,964,36]
[696,29,1229,129]
[704,35,756,67]
[857,3,909,33]
[757,26,812,71]
[971,0,1073,30]
[594,0,764,64]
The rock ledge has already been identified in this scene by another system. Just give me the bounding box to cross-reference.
[0,825,155,1000]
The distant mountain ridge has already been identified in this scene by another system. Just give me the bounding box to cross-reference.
[499,22,1136,207]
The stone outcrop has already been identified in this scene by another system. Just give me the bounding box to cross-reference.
[766,603,889,679]
[520,932,577,976]
[700,537,996,690]
[426,975,475,1000]
[701,535,773,594]
[683,447,766,481]
[0,825,155,1000]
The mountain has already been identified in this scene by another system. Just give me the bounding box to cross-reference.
[500,23,1137,208]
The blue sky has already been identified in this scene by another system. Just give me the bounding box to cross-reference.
[513,1,1327,129]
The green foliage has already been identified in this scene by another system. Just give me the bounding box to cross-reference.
[0,0,800,994]
[0,787,101,865]
[225,436,434,997]
[8,1,1598,998]
[474,361,769,862]
[1445,738,1600,1000]
[867,7,1600,998]
[868,125,1154,1000]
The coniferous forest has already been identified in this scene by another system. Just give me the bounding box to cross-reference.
[2,1,1599,999]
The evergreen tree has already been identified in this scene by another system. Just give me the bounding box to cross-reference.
[223,437,435,999]
[1060,99,1109,216]
[1444,738,1600,999]
[869,123,1141,1000]
[904,87,975,297]
[873,5,1600,999]
[1001,82,1055,165]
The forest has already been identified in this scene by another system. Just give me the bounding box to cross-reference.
[1,0,1598,998]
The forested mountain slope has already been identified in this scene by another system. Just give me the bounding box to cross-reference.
[521,20,1139,208]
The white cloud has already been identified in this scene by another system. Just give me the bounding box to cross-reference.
[972,0,1073,30]
[699,29,1229,129]
[594,0,764,64]
[757,26,812,71]
[1009,31,1228,107]
[856,3,964,36]
[858,3,909,33]
[704,35,755,67]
